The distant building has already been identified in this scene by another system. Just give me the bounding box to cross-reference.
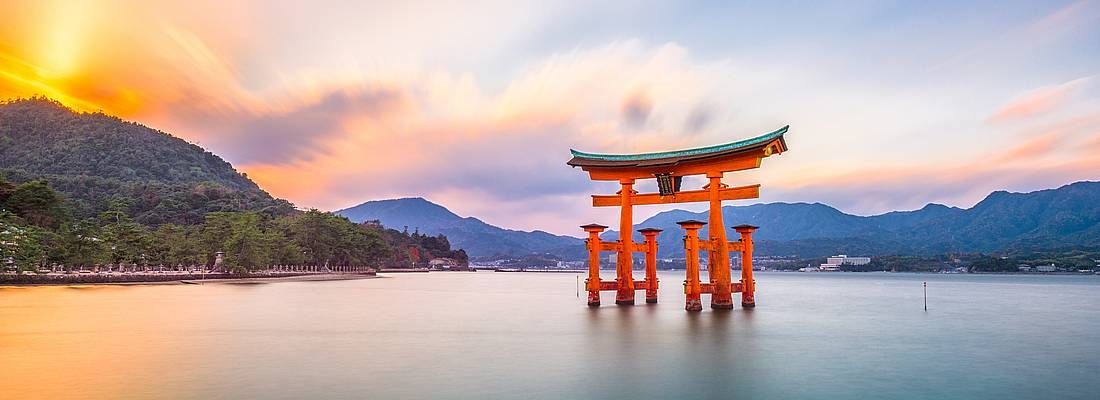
[1036,264,1057,273]
[817,255,870,271]
[428,258,458,269]
[827,255,871,266]
[1018,266,1033,272]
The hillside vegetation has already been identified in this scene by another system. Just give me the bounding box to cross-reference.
[0,97,293,225]
[0,97,467,272]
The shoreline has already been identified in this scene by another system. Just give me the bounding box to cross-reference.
[0,272,379,288]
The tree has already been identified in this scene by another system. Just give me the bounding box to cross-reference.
[222,213,268,272]
[4,179,65,229]
[201,212,236,266]
[63,218,106,270]
[282,210,342,266]
[0,222,47,272]
[99,210,149,266]
[147,224,201,268]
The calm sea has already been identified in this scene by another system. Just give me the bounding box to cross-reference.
[2,271,1098,400]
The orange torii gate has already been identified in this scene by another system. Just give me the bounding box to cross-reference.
[568,126,788,311]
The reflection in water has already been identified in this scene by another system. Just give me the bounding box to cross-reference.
[2,272,1099,400]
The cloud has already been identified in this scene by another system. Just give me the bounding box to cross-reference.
[988,77,1091,123]
[771,111,1100,215]
[201,88,406,165]
[684,102,714,134]
[620,90,652,129]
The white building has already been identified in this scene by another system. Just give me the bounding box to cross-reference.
[827,255,871,266]
[816,255,871,271]
[1036,264,1057,273]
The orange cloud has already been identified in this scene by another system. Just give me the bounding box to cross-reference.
[771,111,1100,215]
[988,77,1091,123]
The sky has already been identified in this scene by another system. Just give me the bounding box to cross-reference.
[1,0,1099,236]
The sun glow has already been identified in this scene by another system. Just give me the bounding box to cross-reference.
[37,1,91,78]
[0,0,106,112]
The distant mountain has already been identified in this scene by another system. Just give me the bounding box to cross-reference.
[337,182,1100,260]
[336,197,584,259]
[604,181,1100,257]
[0,97,294,225]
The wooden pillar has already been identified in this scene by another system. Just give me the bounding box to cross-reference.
[734,225,758,307]
[616,179,636,305]
[639,228,662,304]
[678,220,706,312]
[707,173,734,309]
[581,224,608,307]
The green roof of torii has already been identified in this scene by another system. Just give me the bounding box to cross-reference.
[567,125,787,168]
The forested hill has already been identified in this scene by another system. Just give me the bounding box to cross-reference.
[0,97,293,225]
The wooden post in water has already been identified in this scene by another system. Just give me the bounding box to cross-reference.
[678,220,706,312]
[581,224,608,307]
[923,281,927,311]
[639,228,662,304]
[616,179,636,306]
[734,225,758,308]
[706,173,734,309]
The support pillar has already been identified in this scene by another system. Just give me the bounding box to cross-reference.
[707,173,734,309]
[639,228,662,304]
[678,220,706,312]
[735,225,758,307]
[581,224,608,307]
[616,179,636,305]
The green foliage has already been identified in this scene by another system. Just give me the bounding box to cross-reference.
[280,210,391,267]
[0,99,468,273]
[1,178,65,229]
[376,227,468,268]
[63,218,106,268]
[1,222,46,271]
[968,256,1017,273]
[147,224,202,268]
[223,213,270,272]
[0,97,295,226]
[98,210,150,265]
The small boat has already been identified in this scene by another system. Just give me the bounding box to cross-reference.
[180,280,202,285]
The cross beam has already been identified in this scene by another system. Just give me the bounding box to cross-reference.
[591,184,760,207]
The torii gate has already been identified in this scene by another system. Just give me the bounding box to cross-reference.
[568,126,788,311]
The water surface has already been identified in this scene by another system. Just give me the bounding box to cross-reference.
[2,272,1098,399]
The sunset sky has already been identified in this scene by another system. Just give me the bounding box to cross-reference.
[2,0,1099,235]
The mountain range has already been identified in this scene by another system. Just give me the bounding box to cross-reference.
[336,198,585,259]
[600,181,1100,257]
[342,181,1100,259]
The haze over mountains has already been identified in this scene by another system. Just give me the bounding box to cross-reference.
[343,182,1100,259]
[336,198,585,259]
